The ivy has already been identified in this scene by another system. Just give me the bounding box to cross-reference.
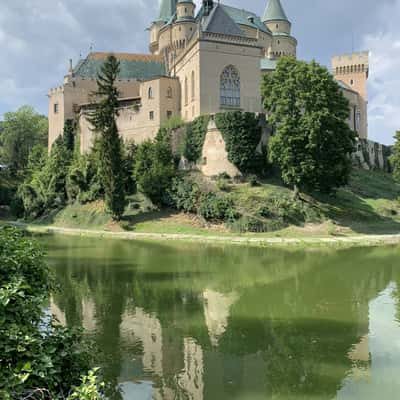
[183,115,210,162]
[215,111,263,173]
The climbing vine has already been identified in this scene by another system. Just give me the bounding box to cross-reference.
[215,111,263,173]
[183,115,210,162]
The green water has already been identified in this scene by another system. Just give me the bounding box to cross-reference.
[41,235,400,400]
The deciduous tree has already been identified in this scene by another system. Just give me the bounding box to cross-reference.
[262,57,356,195]
[390,131,400,182]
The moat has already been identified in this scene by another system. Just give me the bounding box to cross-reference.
[41,234,400,400]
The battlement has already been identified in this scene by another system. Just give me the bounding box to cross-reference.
[332,51,369,76]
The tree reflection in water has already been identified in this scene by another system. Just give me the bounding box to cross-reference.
[41,235,400,400]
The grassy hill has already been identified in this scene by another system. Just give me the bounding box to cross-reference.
[18,168,400,238]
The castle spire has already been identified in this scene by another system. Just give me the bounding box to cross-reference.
[262,0,289,22]
[158,0,177,22]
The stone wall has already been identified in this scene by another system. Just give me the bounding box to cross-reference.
[353,139,392,172]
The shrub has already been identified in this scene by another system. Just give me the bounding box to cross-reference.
[0,228,99,399]
[134,140,176,205]
[247,174,259,187]
[198,192,236,222]
[169,177,201,213]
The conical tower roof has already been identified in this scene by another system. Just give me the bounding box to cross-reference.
[158,0,177,22]
[262,0,289,22]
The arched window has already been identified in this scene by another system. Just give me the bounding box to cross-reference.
[191,71,195,101]
[148,87,153,99]
[220,65,240,108]
[184,77,188,105]
[167,86,173,98]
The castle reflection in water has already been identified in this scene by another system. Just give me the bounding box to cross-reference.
[46,236,400,400]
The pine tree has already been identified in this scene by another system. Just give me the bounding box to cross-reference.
[88,55,126,220]
[262,57,356,195]
[390,131,400,182]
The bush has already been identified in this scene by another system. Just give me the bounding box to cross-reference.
[227,215,286,233]
[168,177,201,213]
[0,228,100,399]
[247,174,259,187]
[198,192,237,222]
[134,140,176,205]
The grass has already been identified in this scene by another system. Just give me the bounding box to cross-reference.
[4,168,400,239]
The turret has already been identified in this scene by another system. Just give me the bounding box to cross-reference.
[176,0,195,21]
[262,0,291,34]
[158,0,177,23]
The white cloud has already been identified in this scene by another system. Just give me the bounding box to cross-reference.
[362,0,400,145]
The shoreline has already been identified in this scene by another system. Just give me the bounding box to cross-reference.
[4,221,400,248]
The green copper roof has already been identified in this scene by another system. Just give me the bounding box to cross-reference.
[221,5,271,34]
[74,53,166,81]
[262,0,289,22]
[158,0,177,22]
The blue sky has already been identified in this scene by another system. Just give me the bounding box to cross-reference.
[0,0,399,144]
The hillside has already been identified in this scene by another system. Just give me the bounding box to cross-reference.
[16,168,400,239]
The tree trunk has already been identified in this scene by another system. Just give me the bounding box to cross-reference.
[293,184,300,201]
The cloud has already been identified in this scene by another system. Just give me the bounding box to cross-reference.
[0,0,399,145]
[361,1,400,144]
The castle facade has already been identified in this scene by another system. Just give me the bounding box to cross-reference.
[48,0,369,155]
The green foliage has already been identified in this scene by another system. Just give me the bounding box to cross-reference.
[183,115,210,162]
[87,55,126,220]
[63,119,76,152]
[169,177,202,213]
[198,192,236,222]
[66,142,104,204]
[215,111,263,173]
[18,136,72,218]
[0,228,99,399]
[134,139,176,205]
[262,57,356,194]
[390,131,400,182]
[0,106,48,176]
[67,369,105,400]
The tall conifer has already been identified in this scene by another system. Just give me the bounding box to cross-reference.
[88,55,126,219]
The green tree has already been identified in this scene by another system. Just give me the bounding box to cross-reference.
[18,137,72,218]
[134,139,176,205]
[88,55,126,220]
[262,57,356,195]
[0,228,102,399]
[390,131,400,182]
[0,106,48,175]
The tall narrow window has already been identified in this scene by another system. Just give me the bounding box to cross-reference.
[148,87,153,99]
[191,71,195,101]
[167,86,173,98]
[184,77,188,105]
[220,65,240,108]
[54,103,59,114]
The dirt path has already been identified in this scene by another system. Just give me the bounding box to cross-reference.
[5,221,400,248]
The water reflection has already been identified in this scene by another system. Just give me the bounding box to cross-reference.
[41,235,400,400]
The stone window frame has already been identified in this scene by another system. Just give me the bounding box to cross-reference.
[220,65,240,108]
[148,87,154,99]
[54,103,59,114]
[149,111,154,120]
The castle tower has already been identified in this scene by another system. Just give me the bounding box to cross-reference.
[149,0,177,54]
[158,0,177,22]
[262,0,291,34]
[262,0,297,58]
[331,51,369,101]
[176,0,195,20]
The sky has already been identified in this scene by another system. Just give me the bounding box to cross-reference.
[0,0,399,145]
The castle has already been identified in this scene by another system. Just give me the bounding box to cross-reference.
[48,0,371,169]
